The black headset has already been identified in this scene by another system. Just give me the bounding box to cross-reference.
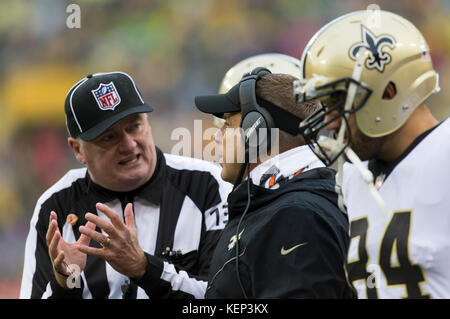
[232,67,275,188]
[234,67,274,299]
[239,67,275,160]
[233,67,305,298]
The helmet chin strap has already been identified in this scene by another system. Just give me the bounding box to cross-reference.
[316,50,389,219]
[344,147,388,218]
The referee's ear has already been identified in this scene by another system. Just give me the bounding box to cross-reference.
[68,137,87,165]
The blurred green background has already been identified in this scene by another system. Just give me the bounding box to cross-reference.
[0,0,449,298]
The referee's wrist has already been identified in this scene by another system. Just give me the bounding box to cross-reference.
[53,266,69,278]
[130,252,164,290]
[49,274,84,298]
[53,267,80,290]
[130,251,148,279]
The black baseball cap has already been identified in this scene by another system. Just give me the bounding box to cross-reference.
[194,84,241,118]
[64,71,153,141]
[195,82,303,136]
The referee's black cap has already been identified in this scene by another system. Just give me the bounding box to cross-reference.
[64,72,153,141]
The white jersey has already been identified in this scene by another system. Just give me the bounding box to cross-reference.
[343,118,450,299]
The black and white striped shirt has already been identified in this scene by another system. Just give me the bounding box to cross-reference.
[20,147,231,299]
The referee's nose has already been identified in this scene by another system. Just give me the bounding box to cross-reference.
[118,131,138,153]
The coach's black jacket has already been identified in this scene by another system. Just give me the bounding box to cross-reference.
[205,156,354,298]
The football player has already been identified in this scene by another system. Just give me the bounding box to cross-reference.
[295,10,449,298]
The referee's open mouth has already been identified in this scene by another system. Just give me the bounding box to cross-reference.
[118,154,141,166]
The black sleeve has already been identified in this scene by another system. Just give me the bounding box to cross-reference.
[48,277,84,299]
[130,253,205,299]
[196,228,222,278]
[247,205,353,298]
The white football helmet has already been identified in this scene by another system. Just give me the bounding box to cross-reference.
[295,10,440,165]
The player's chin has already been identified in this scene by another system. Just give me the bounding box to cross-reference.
[349,140,379,162]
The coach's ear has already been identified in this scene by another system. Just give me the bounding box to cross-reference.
[68,137,87,165]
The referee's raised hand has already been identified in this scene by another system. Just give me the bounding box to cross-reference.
[46,211,96,289]
[77,202,148,279]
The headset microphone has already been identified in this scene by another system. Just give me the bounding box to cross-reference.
[234,141,251,299]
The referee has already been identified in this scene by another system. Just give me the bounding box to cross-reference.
[20,72,231,299]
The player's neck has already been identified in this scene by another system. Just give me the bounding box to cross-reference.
[378,104,439,163]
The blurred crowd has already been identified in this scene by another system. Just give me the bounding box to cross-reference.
[0,0,449,298]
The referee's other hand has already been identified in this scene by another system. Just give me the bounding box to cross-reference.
[78,203,148,279]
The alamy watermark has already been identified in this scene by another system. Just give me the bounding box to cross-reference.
[366,263,382,289]
[170,120,280,164]
[65,264,82,289]
[66,4,81,29]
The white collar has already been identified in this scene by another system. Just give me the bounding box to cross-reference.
[249,145,325,189]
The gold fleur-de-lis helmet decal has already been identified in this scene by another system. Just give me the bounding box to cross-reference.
[298,10,439,139]
[349,25,396,72]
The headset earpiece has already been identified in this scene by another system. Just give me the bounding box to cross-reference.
[238,67,275,162]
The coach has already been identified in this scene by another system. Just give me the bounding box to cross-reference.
[20,72,231,299]
[195,69,354,298]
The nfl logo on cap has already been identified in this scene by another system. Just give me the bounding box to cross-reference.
[91,82,121,111]
[65,72,153,141]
